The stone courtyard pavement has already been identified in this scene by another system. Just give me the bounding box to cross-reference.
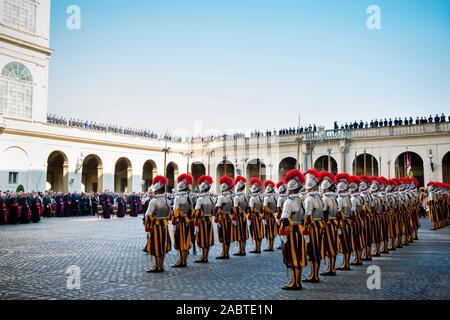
[0,216,449,300]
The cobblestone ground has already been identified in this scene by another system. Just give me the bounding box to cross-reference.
[0,216,449,300]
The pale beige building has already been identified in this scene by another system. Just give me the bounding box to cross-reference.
[1,0,449,193]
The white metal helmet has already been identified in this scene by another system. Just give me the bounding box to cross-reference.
[152,176,167,192]
[283,170,305,192]
[197,175,213,192]
[250,178,263,194]
[234,176,247,191]
[335,173,351,193]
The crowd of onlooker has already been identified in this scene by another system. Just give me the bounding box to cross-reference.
[334,114,448,131]
[0,190,148,225]
[47,113,448,143]
[46,114,182,142]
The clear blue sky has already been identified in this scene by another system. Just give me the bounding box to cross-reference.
[48,0,450,134]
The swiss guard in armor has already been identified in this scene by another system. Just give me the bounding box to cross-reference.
[144,176,171,273]
[214,176,235,259]
[379,177,390,254]
[262,180,278,252]
[397,178,408,248]
[232,176,250,256]
[194,175,215,263]
[303,169,324,283]
[171,174,194,268]
[349,176,364,265]
[276,181,288,250]
[359,176,374,261]
[335,173,353,271]
[386,179,398,251]
[248,178,264,254]
[370,177,383,257]
[409,178,421,240]
[320,171,338,276]
[279,169,306,290]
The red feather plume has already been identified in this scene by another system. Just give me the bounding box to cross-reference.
[219,176,235,188]
[264,180,275,188]
[198,175,213,186]
[235,176,247,184]
[319,171,335,183]
[152,175,168,186]
[177,173,193,185]
[250,177,263,187]
[359,176,371,183]
[334,173,352,185]
[351,176,361,185]
[283,169,305,185]
[276,181,286,189]
[305,169,321,179]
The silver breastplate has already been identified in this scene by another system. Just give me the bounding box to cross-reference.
[290,197,305,223]
[153,197,170,218]
[200,195,214,216]
[266,195,277,212]
[222,194,233,214]
[176,194,192,216]
[252,196,263,212]
[237,194,248,212]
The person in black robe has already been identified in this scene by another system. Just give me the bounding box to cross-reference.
[63,193,73,217]
[43,193,52,218]
[55,193,64,217]
[0,194,7,225]
[80,193,88,216]
[116,195,126,218]
[130,194,139,217]
[91,194,99,216]
[30,194,42,223]
[19,194,31,224]
[7,194,19,224]
[100,194,112,219]
[71,192,80,216]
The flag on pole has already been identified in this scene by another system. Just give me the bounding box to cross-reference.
[406,147,412,177]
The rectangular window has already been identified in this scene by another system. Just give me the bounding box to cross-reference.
[1,0,37,33]
[8,172,18,185]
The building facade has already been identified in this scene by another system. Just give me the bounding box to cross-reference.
[1,0,449,193]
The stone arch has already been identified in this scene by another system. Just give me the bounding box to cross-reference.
[0,146,30,191]
[114,157,133,193]
[142,160,158,192]
[395,151,424,187]
[246,159,266,183]
[351,153,379,176]
[314,155,338,175]
[46,151,69,192]
[442,151,450,183]
[166,162,179,192]
[82,154,103,193]
[278,157,297,181]
[217,160,235,180]
[191,162,206,191]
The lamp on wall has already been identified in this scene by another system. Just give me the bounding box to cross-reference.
[429,149,434,172]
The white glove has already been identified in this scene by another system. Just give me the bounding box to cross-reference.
[195,226,199,233]
[281,235,288,243]
[263,220,267,226]
[232,220,237,226]
[337,229,342,235]
[217,223,221,228]
[276,219,280,225]
[304,235,310,244]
